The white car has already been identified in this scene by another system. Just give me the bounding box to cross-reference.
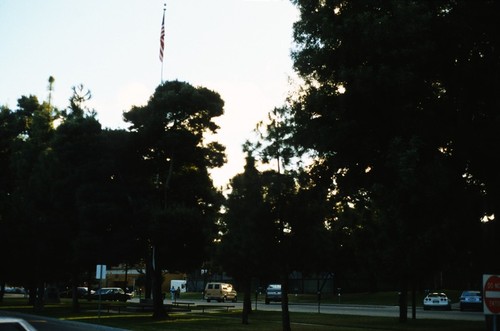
[423,292,451,310]
[0,317,37,330]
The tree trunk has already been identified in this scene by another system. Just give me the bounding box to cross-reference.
[145,250,153,299]
[0,280,5,302]
[34,283,44,311]
[411,282,416,320]
[281,273,291,331]
[86,271,93,301]
[242,279,252,324]
[28,285,36,306]
[71,284,80,313]
[151,245,167,319]
[399,286,408,323]
[71,271,80,313]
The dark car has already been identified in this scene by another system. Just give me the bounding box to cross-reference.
[265,284,282,304]
[4,287,26,294]
[60,287,93,298]
[92,287,131,302]
[460,290,483,311]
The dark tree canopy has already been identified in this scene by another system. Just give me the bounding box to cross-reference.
[123,80,226,318]
[289,0,500,311]
[217,155,278,324]
[0,89,142,309]
[0,80,226,315]
[123,80,225,271]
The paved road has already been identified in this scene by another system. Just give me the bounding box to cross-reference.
[178,298,484,322]
[140,296,485,322]
[256,302,484,321]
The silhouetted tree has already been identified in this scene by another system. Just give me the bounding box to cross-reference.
[290,0,499,321]
[218,154,278,324]
[123,80,225,318]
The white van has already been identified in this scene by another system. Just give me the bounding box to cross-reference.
[204,282,237,302]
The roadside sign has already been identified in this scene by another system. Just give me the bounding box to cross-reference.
[96,264,106,280]
[484,274,500,314]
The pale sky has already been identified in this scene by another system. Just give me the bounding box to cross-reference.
[0,0,299,188]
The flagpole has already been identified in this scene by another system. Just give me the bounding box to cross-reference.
[160,3,166,84]
[154,3,166,288]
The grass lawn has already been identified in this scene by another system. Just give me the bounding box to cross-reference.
[63,311,485,331]
[0,293,485,331]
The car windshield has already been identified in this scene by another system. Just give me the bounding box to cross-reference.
[463,291,481,296]
[428,293,446,298]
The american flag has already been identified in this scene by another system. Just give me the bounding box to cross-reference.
[159,7,165,62]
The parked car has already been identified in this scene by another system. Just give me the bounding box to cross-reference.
[204,282,237,302]
[459,290,483,311]
[92,287,131,302]
[0,317,37,330]
[423,292,451,310]
[60,287,94,298]
[265,284,282,304]
[4,287,26,294]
